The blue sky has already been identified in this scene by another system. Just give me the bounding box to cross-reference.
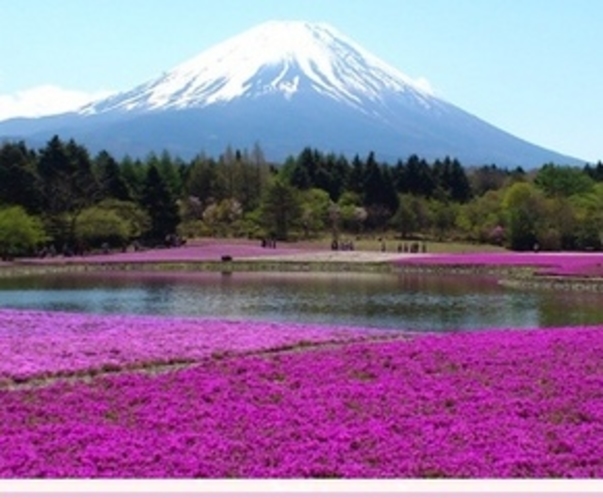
[1,0,601,162]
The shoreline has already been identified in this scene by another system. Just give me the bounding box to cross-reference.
[4,250,603,293]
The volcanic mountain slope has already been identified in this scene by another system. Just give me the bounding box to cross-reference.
[0,21,582,167]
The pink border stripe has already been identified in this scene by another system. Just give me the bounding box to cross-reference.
[3,493,603,498]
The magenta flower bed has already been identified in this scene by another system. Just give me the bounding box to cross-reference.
[398,252,603,277]
[1,325,603,478]
[0,309,373,383]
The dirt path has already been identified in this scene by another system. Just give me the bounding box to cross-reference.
[0,333,413,391]
[240,250,429,263]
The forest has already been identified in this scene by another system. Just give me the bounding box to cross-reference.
[1,134,603,258]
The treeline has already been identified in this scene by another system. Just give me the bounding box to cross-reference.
[1,135,603,258]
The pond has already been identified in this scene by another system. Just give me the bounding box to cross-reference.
[0,270,602,332]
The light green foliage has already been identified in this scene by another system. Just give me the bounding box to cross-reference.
[503,182,548,250]
[75,200,150,248]
[0,206,47,259]
[75,208,129,248]
[429,199,459,241]
[3,136,603,251]
[534,164,594,198]
[336,191,366,234]
[391,194,419,238]
[457,190,505,243]
[300,188,331,237]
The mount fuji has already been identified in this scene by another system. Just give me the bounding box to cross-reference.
[0,21,582,167]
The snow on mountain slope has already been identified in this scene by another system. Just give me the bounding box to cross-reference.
[80,20,435,116]
[0,20,584,167]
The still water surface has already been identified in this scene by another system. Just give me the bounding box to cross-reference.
[0,271,601,332]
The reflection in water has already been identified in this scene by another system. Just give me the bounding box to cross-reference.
[0,271,602,332]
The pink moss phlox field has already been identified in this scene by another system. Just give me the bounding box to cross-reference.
[19,240,303,265]
[2,326,603,478]
[0,309,373,383]
[398,252,603,277]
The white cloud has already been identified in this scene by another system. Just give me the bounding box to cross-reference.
[0,85,113,121]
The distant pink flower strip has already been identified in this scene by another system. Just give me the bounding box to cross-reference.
[18,241,303,265]
[397,252,603,277]
[1,325,603,477]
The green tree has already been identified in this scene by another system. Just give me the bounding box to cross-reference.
[391,194,419,238]
[0,206,47,259]
[430,199,458,240]
[337,191,366,234]
[448,158,472,202]
[185,156,221,209]
[120,156,147,201]
[534,164,594,198]
[141,165,181,243]
[201,198,243,237]
[97,199,150,241]
[0,141,40,212]
[456,190,505,243]
[502,182,547,250]
[468,164,509,197]
[94,150,131,201]
[299,188,331,238]
[75,207,130,249]
[36,136,101,245]
[363,152,398,229]
[259,180,302,240]
[396,154,436,197]
[346,154,365,194]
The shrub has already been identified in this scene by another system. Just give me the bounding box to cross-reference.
[0,206,47,259]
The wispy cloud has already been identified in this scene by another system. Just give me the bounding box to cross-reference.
[0,85,113,120]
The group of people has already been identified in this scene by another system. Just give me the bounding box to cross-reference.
[37,243,86,258]
[330,239,355,251]
[260,238,277,248]
[396,241,427,253]
[329,238,429,253]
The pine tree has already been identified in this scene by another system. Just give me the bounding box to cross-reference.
[94,150,131,201]
[141,165,180,243]
[0,141,40,212]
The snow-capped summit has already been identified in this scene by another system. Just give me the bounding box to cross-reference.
[81,20,435,116]
[0,21,583,167]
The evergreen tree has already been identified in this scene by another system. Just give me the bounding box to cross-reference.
[448,158,472,202]
[94,150,131,201]
[362,152,398,228]
[347,154,365,194]
[259,180,302,240]
[120,156,147,201]
[186,156,223,208]
[402,154,436,197]
[37,136,100,214]
[141,165,180,243]
[0,141,40,212]
[37,136,100,245]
